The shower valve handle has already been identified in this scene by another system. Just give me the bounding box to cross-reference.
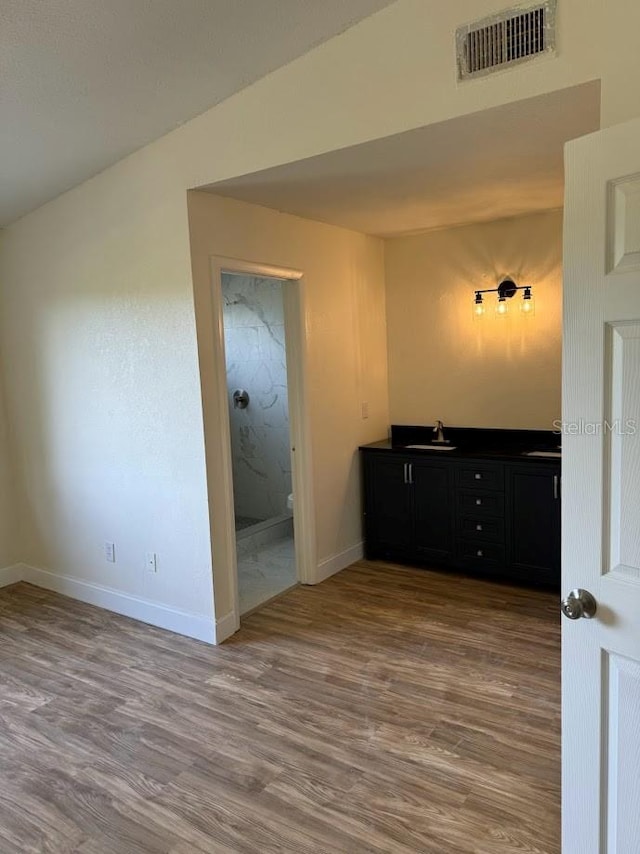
[233,389,250,409]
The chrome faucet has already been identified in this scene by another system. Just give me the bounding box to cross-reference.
[432,420,446,443]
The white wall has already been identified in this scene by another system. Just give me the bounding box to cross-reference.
[188,191,388,620]
[385,210,563,430]
[0,0,638,636]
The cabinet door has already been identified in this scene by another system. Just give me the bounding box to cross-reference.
[363,455,413,553]
[411,460,453,563]
[508,464,561,582]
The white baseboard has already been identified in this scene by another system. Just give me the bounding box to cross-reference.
[314,542,363,584]
[215,610,239,644]
[14,563,217,644]
[0,564,24,588]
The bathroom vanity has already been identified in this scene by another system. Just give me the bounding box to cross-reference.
[360,425,561,587]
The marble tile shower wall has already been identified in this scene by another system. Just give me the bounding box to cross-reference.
[222,274,292,522]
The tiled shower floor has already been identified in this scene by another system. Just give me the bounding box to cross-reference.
[235,515,263,532]
[237,535,297,615]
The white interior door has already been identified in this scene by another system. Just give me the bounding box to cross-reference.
[563,116,640,852]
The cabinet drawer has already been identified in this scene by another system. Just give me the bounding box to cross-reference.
[458,463,504,492]
[459,516,504,542]
[458,490,504,517]
[459,539,506,565]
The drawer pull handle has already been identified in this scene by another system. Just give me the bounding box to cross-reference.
[477,549,484,557]
[476,524,483,531]
[474,473,482,480]
[476,498,482,505]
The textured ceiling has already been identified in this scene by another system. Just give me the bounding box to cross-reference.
[208,82,601,237]
[0,0,395,226]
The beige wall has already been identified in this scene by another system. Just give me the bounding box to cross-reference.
[384,210,563,430]
[0,369,17,568]
[0,0,638,631]
[187,192,388,619]
[0,182,215,621]
[601,1,640,128]
[175,0,601,185]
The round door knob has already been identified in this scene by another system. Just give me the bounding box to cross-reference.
[561,589,597,620]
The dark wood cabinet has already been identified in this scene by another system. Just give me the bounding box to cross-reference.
[362,454,453,563]
[507,464,561,582]
[362,448,560,587]
[454,460,507,574]
[412,460,453,562]
[362,454,413,552]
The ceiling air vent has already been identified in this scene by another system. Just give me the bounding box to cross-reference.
[456,0,557,81]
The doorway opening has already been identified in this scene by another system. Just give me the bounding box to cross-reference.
[208,255,316,636]
[221,271,297,614]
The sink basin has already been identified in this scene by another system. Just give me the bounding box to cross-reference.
[405,444,457,451]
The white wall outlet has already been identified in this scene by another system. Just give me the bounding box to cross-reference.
[145,552,157,573]
[105,541,116,563]
[361,401,369,419]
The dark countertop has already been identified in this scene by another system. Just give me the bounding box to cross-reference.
[360,425,561,464]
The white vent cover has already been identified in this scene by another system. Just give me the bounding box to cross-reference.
[456,0,557,81]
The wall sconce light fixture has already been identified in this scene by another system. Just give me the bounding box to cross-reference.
[473,278,535,318]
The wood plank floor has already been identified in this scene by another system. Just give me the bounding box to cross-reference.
[0,562,560,853]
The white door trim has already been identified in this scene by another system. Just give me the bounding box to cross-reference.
[208,255,316,631]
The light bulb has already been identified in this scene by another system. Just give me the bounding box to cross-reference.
[473,293,485,319]
[496,298,508,316]
[521,288,535,316]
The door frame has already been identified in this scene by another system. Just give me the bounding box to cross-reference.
[208,255,317,634]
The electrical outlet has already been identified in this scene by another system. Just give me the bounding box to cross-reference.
[145,552,157,573]
[361,401,369,420]
[105,541,116,563]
